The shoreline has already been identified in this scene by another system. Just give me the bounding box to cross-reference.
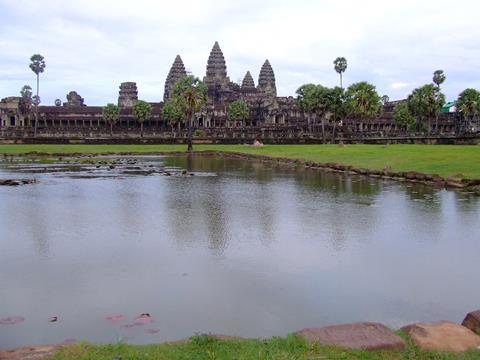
[2,149,480,194]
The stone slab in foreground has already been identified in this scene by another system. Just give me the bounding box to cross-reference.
[297,322,405,350]
[463,310,480,336]
[401,320,480,352]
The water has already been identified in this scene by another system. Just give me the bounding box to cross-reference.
[1,155,479,348]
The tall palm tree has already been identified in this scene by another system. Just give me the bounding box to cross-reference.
[456,88,480,132]
[333,57,348,89]
[345,82,382,121]
[432,70,446,133]
[296,83,318,132]
[103,103,120,137]
[172,76,207,152]
[29,54,46,137]
[132,101,152,137]
[433,70,446,89]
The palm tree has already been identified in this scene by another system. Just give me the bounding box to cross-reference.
[172,76,207,152]
[407,84,445,134]
[29,54,46,137]
[162,99,183,135]
[433,70,446,89]
[228,99,250,127]
[132,100,152,137]
[432,70,446,132]
[325,86,347,143]
[381,95,390,106]
[345,82,382,121]
[19,85,33,117]
[296,84,318,132]
[456,88,480,132]
[333,57,348,89]
[103,103,120,137]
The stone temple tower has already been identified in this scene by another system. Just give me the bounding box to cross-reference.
[241,71,256,93]
[164,55,187,102]
[118,82,138,108]
[257,60,277,97]
[204,41,230,91]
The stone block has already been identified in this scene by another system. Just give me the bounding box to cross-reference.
[463,310,480,336]
[401,320,480,352]
[297,322,405,350]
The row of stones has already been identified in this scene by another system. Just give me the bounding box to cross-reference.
[216,151,480,194]
[296,309,480,352]
[1,310,479,359]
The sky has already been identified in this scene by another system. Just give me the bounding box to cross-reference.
[0,0,479,106]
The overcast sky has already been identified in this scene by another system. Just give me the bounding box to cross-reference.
[1,0,479,106]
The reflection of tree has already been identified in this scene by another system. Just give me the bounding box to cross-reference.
[23,187,50,256]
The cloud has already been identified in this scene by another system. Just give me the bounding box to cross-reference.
[0,0,479,105]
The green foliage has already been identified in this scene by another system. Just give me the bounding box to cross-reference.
[132,100,152,124]
[50,333,480,360]
[29,54,46,75]
[334,57,348,75]
[433,70,446,88]
[162,100,184,126]
[102,103,120,125]
[325,86,347,122]
[228,99,250,122]
[172,75,207,115]
[296,83,318,114]
[393,102,416,131]
[19,85,32,114]
[457,88,480,121]
[193,129,206,137]
[407,84,445,131]
[345,82,382,119]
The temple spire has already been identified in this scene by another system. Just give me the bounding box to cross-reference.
[257,59,276,97]
[204,41,230,89]
[164,55,187,101]
[241,71,255,89]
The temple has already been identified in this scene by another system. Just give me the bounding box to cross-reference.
[0,42,465,139]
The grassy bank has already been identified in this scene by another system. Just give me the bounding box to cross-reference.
[49,334,480,360]
[0,144,479,179]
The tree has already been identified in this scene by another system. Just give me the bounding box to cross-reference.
[228,99,250,127]
[296,83,318,132]
[162,99,184,134]
[432,70,446,131]
[324,86,347,143]
[393,102,416,132]
[19,85,33,116]
[333,57,348,88]
[433,70,446,88]
[172,75,207,152]
[407,84,445,134]
[132,100,152,137]
[345,82,382,120]
[456,88,480,132]
[29,54,46,137]
[381,95,390,105]
[103,103,120,136]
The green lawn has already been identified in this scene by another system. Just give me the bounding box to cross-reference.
[1,144,479,179]
[50,334,480,360]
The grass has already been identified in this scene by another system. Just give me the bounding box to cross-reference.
[49,333,480,360]
[0,144,479,179]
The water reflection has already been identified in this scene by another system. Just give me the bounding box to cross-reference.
[0,155,479,349]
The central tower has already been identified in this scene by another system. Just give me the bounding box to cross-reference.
[203,41,230,92]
